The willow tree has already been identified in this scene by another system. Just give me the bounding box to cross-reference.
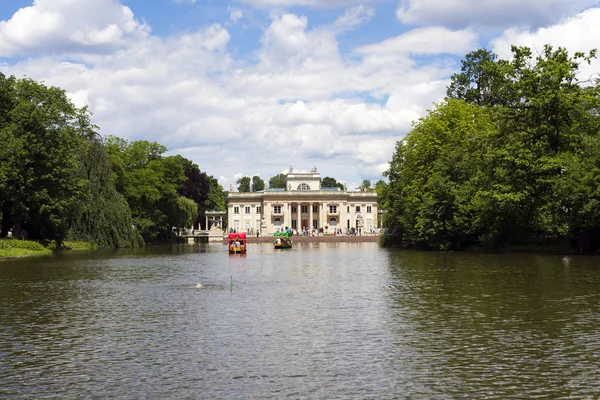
[67,112,143,248]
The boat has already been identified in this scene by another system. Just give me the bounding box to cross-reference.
[274,230,293,249]
[228,232,247,254]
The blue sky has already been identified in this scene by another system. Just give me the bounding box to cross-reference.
[1,0,600,189]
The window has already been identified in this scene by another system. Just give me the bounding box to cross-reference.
[347,206,350,213]
[274,205,282,214]
[329,205,337,214]
[356,206,361,213]
[233,219,240,230]
[301,206,308,213]
[367,206,372,213]
[313,220,318,229]
[292,220,297,229]
[245,207,250,214]
[257,206,261,213]
[233,206,240,214]
[297,183,311,190]
[312,205,318,213]
[291,206,297,213]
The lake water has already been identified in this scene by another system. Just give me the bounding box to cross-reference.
[1,242,600,399]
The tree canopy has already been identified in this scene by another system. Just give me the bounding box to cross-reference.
[268,173,287,188]
[0,73,228,247]
[236,176,251,192]
[321,176,344,190]
[383,45,600,253]
[251,175,265,192]
[1,75,89,243]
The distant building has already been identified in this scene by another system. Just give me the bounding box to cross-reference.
[227,167,378,234]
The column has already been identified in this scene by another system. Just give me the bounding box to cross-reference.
[205,216,208,231]
[309,201,313,231]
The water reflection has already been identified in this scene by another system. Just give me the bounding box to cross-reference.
[1,244,600,398]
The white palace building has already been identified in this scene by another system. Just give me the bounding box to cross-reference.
[227,167,379,235]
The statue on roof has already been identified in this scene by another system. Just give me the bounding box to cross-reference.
[311,166,317,173]
[229,184,234,192]
[289,166,293,173]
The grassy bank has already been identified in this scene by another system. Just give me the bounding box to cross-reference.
[0,239,96,259]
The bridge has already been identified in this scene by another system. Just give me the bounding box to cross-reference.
[178,229,225,243]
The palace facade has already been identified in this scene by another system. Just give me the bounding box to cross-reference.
[227,168,379,235]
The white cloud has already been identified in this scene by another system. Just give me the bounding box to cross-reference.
[330,5,374,33]
[490,7,600,82]
[1,2,471,186]
[228,7,244,24]
[355,26,477,55]
[237,0,378,8]
[396,0,594,29]
[0,0,149,57]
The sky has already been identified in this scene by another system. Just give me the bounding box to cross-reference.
[1,0,600,190]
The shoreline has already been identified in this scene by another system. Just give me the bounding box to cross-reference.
[228,235,380,244]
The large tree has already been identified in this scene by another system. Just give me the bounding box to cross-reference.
[236,176,251,192]
[384,45,600,252]
[105,138,189,241]
[358,179,371,191]
[251,175,265,192]
[268,173,287,188]
[0,75,88,243]
[321,176,344,190]
[67,112,143,248]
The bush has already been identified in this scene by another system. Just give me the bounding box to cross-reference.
[0,238,46,251]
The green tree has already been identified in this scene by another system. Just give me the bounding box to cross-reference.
[206,176,226,211]
[237,176,251,192]
[105,138,187,241]
[251,175,265,192]
[446,48,506,106]
[359,179,371,191]
[384,44,600,252]
[268,173,287,188]
[177,159,210,228]
[67,112,143,248]
[321,176,344,190]
[0,75,87,243]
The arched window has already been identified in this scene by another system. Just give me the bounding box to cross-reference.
[329,217,337,227]
[297,183,311,191]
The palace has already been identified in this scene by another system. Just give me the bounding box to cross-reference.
[227,167,379,235]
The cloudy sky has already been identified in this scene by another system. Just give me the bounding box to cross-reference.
[1,0,600,190]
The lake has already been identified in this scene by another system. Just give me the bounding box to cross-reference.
[1,242,600,399]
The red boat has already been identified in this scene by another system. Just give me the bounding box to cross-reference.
[228,232,247,254]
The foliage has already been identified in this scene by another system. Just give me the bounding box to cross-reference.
[173,196,199,229]
[236,176,251,192]
[384,45,600,253]
[0,238,47,251]
[0,74,88,244]
[206,176,226,211]
[268,173,287,188]
[358,179,371,191]
[105,138,189,241]
[66,114,144,248]
[251,175,265,192]
[321,176,344,190]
